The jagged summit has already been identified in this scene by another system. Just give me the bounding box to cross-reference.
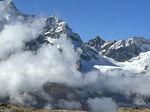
[85,36,105,52]
[44,15,100,63]
[44,15,84,48]
[0,0,23,16]
[47,15,63,22]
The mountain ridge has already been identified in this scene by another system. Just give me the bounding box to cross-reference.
[85,36,150,61]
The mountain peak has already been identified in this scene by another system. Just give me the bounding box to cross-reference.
[95,36,103,40]
[85,36,105,52]
[0,0,17,9]
[47,15,62,23]
[43,15,100,64]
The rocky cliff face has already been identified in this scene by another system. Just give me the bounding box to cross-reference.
[85,36,105,52]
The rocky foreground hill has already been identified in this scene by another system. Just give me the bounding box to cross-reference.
[0,104,150,112]
[0,104,86,112]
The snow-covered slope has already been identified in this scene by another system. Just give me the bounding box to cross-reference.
[94,51,150,76]
[117,51,150,73]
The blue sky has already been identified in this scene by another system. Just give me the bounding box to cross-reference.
[13,0,150,42]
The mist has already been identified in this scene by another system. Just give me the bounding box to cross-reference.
[87,97,117,112]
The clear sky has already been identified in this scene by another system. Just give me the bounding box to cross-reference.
[13,0,150,42]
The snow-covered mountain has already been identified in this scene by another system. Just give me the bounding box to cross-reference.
[86,37,150,62]
[1,0,150,75]
[85,36,105,52]
[43,16,99,62]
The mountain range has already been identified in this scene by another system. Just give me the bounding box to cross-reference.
[1,0,150,111]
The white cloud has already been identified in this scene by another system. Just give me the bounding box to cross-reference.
[87,97,117,112]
